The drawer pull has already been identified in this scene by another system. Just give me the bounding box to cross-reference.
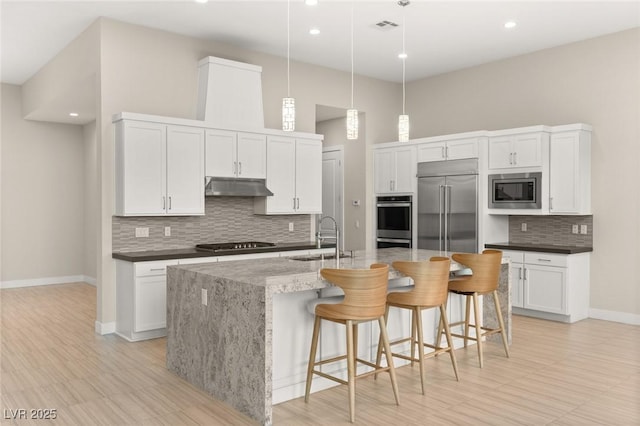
[149,268,165,271]
[537,258,552,262]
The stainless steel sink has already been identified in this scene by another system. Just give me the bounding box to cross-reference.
[289,254,350,262]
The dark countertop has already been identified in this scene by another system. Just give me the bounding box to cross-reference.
[112,242,336,262]
[484,242,593,254]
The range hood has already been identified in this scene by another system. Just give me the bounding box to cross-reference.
[205,176,273,197]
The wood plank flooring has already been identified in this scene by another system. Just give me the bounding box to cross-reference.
[1,283,639,425]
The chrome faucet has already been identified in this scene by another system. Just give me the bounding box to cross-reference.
[316,216,340,263]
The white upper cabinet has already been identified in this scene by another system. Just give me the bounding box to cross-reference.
[549,127,591,214]
[373,146,416,194]
[115,119,204,216]
[254,135,322,214]
[417,138,478,163]
[489,132,546,169]
[205,129,266,179]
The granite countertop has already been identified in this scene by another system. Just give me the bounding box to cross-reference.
[485,242,593,254]
[112,241,336,262]
[169,247,480,294]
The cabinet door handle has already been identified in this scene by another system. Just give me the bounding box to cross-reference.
[509,152,513,165]
[513,152,517,165]
[441,146,445,159]
[550,197,554,209]
[445,146,449,159]
[296,198,300,209]
[293,197,296,210]
[168,196,172,210]
[525,268,529,281]
[238,162,242,175]
[233,161,237,175]
[518,267,522,280]
[163,196,166,210]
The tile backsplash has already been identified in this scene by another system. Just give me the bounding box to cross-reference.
[508,215,593,247]
[113,197,311,252]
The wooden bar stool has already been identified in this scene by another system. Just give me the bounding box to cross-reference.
[304,263,400,423]
[438,249,510,368]
[375,257,459,395]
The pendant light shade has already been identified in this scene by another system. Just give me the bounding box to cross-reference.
[282,97,296,131]
[282,0,295,131]
[347,108,358,140]
[346,1,358,140]
[398,114,409,142]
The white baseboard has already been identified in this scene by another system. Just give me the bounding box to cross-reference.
[0,275,93,289]
[589,308,640,326]
[95,320,116,335]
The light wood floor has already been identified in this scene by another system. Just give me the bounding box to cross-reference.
[1,283,639,425]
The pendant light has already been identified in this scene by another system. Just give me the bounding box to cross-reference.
[346,1,358,140]
[398,0,410,142]
[282,0,295,131]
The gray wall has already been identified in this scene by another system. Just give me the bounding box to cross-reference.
[405,28,640,319]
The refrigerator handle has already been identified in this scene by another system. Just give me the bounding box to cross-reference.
[444,185,450,253]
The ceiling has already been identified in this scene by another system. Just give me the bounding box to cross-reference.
[2,1,639,86]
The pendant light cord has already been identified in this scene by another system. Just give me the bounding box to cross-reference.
[287,0,291,97]
[350,1,354,108]
[402,10,406,115]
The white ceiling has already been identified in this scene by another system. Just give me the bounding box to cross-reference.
[2,1,639,124]
[2,0,639,87]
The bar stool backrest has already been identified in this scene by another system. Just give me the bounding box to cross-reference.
[391,257,451,306]
[318,263,389,321]
[450,250,503,294]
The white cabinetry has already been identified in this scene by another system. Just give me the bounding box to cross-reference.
[501,250,590,323]
[254,136,322,214]
[549,127,591,214]
[373,146,416,194]
[489,132,547,169]
[115,119,204,216]
[116,259,178,341]
[417,138,478,162]
[205,129,266,179]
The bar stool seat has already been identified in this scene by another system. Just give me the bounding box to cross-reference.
[376,257,459,394]
[305,263,400,423]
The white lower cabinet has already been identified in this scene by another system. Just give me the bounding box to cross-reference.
[116,259,179,341]
[501,249,590,323]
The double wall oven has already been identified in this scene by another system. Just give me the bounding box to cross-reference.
[376,195,412,248]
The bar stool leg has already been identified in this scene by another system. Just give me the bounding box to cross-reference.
[410,309,417,366]
[472,292,483,368]
[414,306,426,395]
[346,319,356,423]
[374,305,390,380]
[378,316,400,406]
[305,315,321,402]
[464,295,471,348]
[493,290,510,358]
[439,304,459,381]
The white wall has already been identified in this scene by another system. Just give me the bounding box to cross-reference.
[1,83,85,286]
[405,28,640,320]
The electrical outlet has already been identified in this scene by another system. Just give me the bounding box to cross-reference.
[352,200,360,206]
[135,227,149,238]
[521,223,527,232]
[580,225,588,234]
[355,220,360,229]
[201,289,208,306]
[288,222,294,232]
[164,226,171,237]
[572,225,579,234]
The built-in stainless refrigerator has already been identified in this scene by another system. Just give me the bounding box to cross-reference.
[417,158,478,253]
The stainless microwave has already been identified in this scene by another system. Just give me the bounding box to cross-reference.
[488,172,542,209]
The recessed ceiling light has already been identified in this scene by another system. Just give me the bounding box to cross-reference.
[305,0,318,5]
[398,52,408,59]
[504,21,517,29]
[309,28,320,35]
[69,112,79,117]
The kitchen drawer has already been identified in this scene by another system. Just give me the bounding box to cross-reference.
[500,250,524,263]
[135,260,178,277]
[178,257,218,265]
[524,252,567,267]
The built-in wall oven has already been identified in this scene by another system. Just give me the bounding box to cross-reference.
[376,195,412,248]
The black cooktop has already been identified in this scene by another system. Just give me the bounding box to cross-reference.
[195,241,276,252]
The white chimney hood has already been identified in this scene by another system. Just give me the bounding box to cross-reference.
[196,56,265,129]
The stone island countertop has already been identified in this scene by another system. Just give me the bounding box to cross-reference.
[166,247,510,425]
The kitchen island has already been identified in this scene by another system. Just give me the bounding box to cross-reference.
[166,248,510,425]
